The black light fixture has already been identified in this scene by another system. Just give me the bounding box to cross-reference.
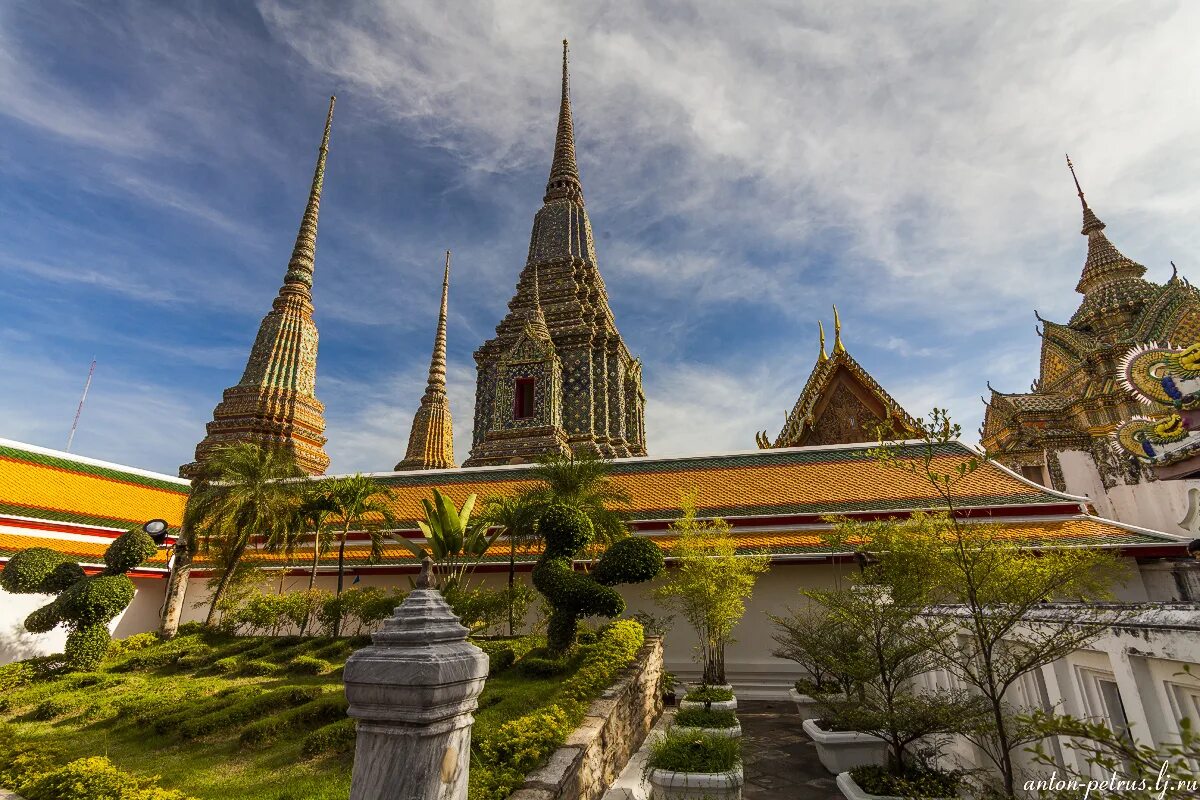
[853,550,880,573]
[1188,539,1200,561]
[143,518,170,546]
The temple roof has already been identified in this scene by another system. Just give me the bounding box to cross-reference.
[766,312,918,449]
[0,438,187,577]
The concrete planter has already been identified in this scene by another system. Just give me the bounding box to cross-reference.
[835,770,956,800]
[647,766,744,800]
[674,721,742,738]
[679,685,737,713]
[788,688,845,721]
[801,718,888,775]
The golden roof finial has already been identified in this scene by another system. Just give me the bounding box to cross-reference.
[832,305,846,354]
[280,95,335,300]
[818,320,828,362]
[1066,154,1105,235]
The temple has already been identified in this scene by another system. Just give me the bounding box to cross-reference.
[981,157,1200,491]
[180,98,336,478]
[396,252,456,470]
[464,42,647,466]
[757,308,917,449]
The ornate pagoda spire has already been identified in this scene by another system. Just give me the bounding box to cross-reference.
[1063,155,1153,331]
[544,40,582,204]
[397,251,456,470]
[465,41,646,466]
[181,97,335,478]
[818,320,828,363]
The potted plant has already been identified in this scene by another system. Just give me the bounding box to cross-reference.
[661,671,679,707]
[679,684,737,712]
[673,706,741,738]
[805,517,986,790]
[770,602,863,720]
[645,727,743,800]
[836,763,964,800]
[654,497,768,701]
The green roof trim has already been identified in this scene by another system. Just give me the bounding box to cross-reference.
[0,444,189,494]
[0,500,143,531]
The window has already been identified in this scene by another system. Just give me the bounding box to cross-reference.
[1021,464,1045,485]
[513,378,535,420]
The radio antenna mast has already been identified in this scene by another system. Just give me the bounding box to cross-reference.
[66,357,96,452]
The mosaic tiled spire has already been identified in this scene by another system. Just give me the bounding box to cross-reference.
[1064,155,1155,332]
[181,97,335,478]
[465,41,646,466]
[396,252,456,470]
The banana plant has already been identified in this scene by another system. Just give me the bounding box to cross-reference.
[396,488,500,591]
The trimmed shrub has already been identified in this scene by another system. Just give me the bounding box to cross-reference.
[210,656,240,674]
[646,727,741,773]
[240,693,348,746]
[106,632,161,659]
[300,717,356,757]
[30,696,77,721]
[64,624,111,672]
[0,547,74,594]
[476,704,574,776]
[0,660,37,693]
[179,685,322,739]
[285,655,332,676]
[20,755,193,800]
[674,707,737,729]
[683,686,734,703]
[103,529,157,574]
[560,619,644,702]
[238,659,278,677]
[532,504,662,654]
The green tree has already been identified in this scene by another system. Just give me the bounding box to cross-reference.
[184,443,304,627]
[478,492,543,635]
[290,483,339,591]
[326,474,396,636]
[653,496,769,685]
[529,450,631,545]
[871,409,1131,797]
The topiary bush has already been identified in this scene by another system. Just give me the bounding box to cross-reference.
[178,685,322,739]
[0,529,158,671]
[239,693,348,746]
[531,503,663,654]
[238,659,278,677]
[300,717,356,757]
[285,655,332,676]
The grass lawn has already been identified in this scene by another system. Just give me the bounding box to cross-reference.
[0,627,562,800]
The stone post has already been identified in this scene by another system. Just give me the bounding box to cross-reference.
[345,558,489,800]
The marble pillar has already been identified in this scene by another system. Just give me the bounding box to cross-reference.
[345,560,489,800]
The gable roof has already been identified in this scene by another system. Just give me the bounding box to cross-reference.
[768,348,918,448]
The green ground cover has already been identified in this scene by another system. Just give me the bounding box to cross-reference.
[0,620,645,800]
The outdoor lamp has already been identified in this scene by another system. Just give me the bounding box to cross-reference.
[143,518,170,546]
[853,550,880,573]
[1188,539,1200,561]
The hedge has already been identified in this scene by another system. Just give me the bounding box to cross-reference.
[179,686,322,739]
[300,717,356,757]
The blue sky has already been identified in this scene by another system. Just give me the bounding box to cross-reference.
[2,1,1199,476]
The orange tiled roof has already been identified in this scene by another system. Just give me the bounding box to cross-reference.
[0,531,171,568]
[0,439,188,531]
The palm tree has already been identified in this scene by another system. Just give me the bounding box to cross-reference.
[290,483,338,591]
[529,450,631,544]
[478,493,542,634]
[187,443,305,627]
[327,474,396,636]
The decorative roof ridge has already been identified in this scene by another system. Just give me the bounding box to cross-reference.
[326,437,972,480]
[0,437,191,486]
[1070,513,1190,543]
[985,455,1095,507]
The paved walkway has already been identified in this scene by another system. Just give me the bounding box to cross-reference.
[606,698,841,799]
[739,699,841,799]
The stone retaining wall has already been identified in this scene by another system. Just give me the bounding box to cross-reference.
[509,636,664,800]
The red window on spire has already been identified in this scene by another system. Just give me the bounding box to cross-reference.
[514,378,536,420]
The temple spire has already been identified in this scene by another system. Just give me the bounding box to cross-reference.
[397,252,456,470]
[281,96,335,301]
[1066,153,1105,235]
[526,265,552,340]
[182,97,336,478]
[543,39,583,204]
[818,321,828,363]
[832,305,846,354]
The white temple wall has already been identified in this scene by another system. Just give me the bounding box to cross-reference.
[1058,448,1200,536]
